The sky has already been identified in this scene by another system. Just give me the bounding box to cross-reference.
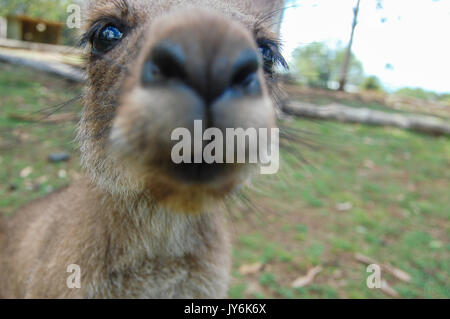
[280,0,450,93]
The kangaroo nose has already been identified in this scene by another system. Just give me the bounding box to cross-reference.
[142,41,187,83]
[141,40,261,103]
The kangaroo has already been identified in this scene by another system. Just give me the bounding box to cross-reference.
[0,0,286,298]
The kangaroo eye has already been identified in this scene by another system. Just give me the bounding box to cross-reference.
[257,40,288,75]
[92,25,124,53]
[258,44,275,73]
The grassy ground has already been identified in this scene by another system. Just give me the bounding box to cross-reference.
[0,62,449,298]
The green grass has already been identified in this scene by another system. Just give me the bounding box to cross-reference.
[230,117,449,298]
[0,62,82,214]
[1,62,449,298]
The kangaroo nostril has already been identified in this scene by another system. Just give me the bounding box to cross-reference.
[230,49,260,89]
[142,42,261,101]
[142,41,187,85]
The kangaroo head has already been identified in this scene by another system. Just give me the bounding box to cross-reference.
[78,0,286,212]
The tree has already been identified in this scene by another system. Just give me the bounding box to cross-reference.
[361,76,383,92]
[292,42,364,89]
[338,0,361,91]
[332,48,364,88]
[292,42,331,88]
[395,88,439,101]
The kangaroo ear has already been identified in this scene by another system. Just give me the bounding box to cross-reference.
[247,0,286,35]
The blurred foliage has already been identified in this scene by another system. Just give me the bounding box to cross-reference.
[395,87,450,103]
[361,76,384,92]
[292,42,364,89]
[0,0,72,22]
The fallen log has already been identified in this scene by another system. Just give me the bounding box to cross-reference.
[0,53,85,83]
[0,38,83,55]
[283,101,450,136]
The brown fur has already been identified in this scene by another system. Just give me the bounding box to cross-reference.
[0,0,285,298]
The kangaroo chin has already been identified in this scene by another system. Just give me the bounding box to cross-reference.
[0,0,286,298]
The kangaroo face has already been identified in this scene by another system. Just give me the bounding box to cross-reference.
[79,0,286,212]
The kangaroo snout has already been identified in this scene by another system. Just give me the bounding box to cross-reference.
[110,9,275,198]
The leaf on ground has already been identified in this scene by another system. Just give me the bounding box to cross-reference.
[291,266,322,288]
[238,263,263,276]
[364,159,376,169]
[336,202,353,211]
[246,281,264,295]
[20,166,33,178]
[12,129,30,142]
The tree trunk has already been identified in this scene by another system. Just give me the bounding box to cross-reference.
[338,0,361,91]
